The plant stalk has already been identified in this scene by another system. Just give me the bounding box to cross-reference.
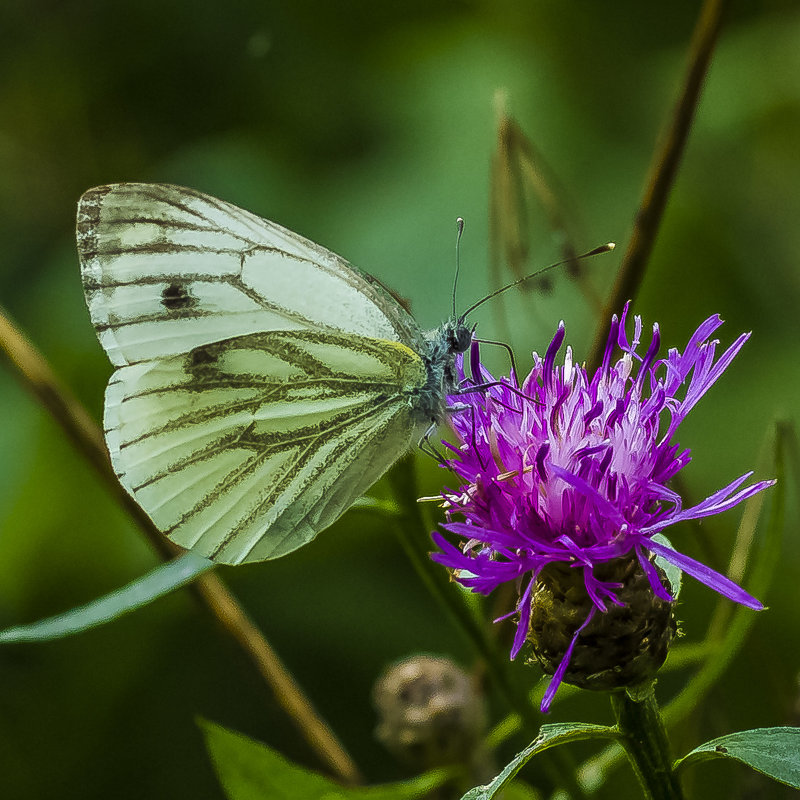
[388,456,589,800]
[611,687,684,800]
[586,0,727,372]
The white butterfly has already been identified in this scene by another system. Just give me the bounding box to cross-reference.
[77,183,472,565]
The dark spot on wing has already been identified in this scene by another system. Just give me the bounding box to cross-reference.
[161,282,197,310]
[190,346,218,366]
[186,344,221,387]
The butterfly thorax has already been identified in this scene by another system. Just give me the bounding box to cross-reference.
[417,318,472,424]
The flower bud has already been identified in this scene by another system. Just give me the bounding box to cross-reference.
[527,556,677,692]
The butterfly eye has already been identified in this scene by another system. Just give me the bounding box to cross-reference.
[450,325,472,354]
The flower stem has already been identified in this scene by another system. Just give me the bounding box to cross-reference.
[611,686,684,800]
[388,456,590,800]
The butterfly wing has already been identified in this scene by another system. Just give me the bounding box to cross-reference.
[78,183,425,366]
[78,183,433,563]
[104,330,428,564]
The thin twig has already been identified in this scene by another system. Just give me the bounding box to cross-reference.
[0,307,363,786]
[587,0,728,371]
[192,574,364,785]
[0,309,176,559]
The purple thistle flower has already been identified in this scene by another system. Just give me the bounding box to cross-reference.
[432,304,774,712]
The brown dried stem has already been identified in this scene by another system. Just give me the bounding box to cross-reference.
[0,307,363,786]
[587,0,727,371]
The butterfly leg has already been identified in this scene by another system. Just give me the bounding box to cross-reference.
[453,380,535,411]
[418,420,448,466]
[470,336,520,387]
[417,399,471,466]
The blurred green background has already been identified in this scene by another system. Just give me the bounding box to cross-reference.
[1,1,799,798]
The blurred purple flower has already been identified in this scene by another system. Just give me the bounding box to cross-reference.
[432,304,773,711]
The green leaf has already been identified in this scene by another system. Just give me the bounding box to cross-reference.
[459,723,620,800]
[675,727,800,789]
[651,533,682,597]
[349,496,400,516]
[199,718,452,800]
[491,781,542,800]
[0,551,213,643]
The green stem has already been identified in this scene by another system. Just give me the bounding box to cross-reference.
[611,687,684,800]
[387,457,589,800]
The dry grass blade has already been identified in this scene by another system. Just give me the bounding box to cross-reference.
[489,93,602,321]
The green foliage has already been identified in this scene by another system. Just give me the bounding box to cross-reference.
[651,534,682,598]
[459,724,620,800]
[200,718,452,800]
[675,727,800,790]
[0,552,213,642]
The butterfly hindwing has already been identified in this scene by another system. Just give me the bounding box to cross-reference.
[78,183,424,367]
[104,329,429,564]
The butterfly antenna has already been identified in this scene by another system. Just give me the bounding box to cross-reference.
[459,242,615,321]
[452,217,465,318]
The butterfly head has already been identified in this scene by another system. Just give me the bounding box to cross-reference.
[446,316,473,356]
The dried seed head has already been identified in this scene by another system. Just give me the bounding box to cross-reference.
[372,655,486,770]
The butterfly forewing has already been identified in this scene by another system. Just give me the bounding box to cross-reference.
[78,183,424,367]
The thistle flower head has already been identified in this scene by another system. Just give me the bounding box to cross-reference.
[432,304,774,711]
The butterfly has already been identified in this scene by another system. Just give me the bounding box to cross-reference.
[77,183,473,565]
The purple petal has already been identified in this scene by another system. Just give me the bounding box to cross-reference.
[548,463,627,527]
[430,307,774,666]
[600,315,620,377]
[541,607,596,713]
[642,475,775,533]
[645,539,763,609]
[635,323,661,389]
[679,332,750,417]
[510,579,534,659]
[636,546,674,602]
[543,322,565,388]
